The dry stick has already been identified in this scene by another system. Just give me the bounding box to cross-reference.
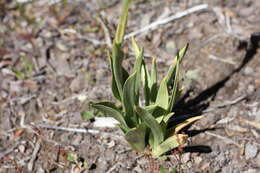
[203,131,241,147]
[202,94,247,113]
[97,16,112,48]
[0,141,20,160]
[31,123,123,140]
[124,4,208,39]
[31,95,246,143]
[28,139,41,172]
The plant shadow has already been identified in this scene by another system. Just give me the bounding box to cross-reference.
[168,32,260,153]
[171,32,260,123]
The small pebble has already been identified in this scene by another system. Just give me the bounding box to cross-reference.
[181,153,190,163]
[194,156,202,165]
[18,145,26,153]
[244,67,254,75]
[245,143,258,160]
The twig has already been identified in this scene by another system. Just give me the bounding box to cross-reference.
[0,141,20,161]
[28,139,41,172]
[97,16,112,48]
[240,119,260,130]
[208,54,236,65]
[203,94,247,113]
[125,4,208,39]
[204,131,241,147]
[106,163,121,173]
[79,35,107,46]
[31,123,123,140]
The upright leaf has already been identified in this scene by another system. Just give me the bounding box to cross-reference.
[123,72,138,126]
[132,37,144,100]
[165,43,189,86]
[156,77,169,110]
[111,0,132,100]
[115,0,131,44]
[111,43,125,100]
[150,57,158,103]
[167,55,180,113]
[150,57,157,88]
[141,62,150,105]
[108,53,121,101]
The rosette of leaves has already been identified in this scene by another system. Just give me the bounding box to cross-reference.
[90,0,202,157]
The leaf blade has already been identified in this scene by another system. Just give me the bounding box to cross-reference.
[135,106,164,147]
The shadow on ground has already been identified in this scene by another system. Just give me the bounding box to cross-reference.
[168,32,260,154]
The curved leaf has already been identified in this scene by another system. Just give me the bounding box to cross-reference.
[165,43,189,86]
[167,56,180,113]
[108,53,121,101]
[125,124,146,152]
[115,0,132,44]
[91,102,128,129]
[135,106,164,147]
[123,72,138,126]
[156,77,169,110]
[152,134,188,157]
[174,115,203,134]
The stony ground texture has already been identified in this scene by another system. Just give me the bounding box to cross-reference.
[0,0,260,172]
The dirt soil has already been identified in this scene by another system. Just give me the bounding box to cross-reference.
[0,0,260,172]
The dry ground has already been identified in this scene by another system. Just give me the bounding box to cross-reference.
[0,0,260,172]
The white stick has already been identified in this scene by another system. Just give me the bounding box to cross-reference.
[125,4,208,39]
[31,123,123,139]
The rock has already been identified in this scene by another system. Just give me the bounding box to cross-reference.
[216,117,234,124]
[70,74,85,92]
[194,156,202,165]
[244,67,254,75]
[245,143,258,160]
[222,165,233,173]
[243,169,259,173]
[216,152,227,167]
[165,41,177,55]
[181,153,190,163]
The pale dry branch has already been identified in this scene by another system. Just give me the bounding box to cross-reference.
[0,141,20,160]
[203,95,247,113]
[125,4,208,39]
[28,139,41,172]
[31,123,123,140]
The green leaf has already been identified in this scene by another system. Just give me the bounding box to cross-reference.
[111,43,124,100]
[152,134,187,157]
[91,102,128,129]
[167,55,180,113]
[141,62,151,106]
[115,0,131,44]
[150,57,157,88]
[123,72,138,126]
[150,57,158,103]
[163,112,175,124]
[165,43,189,86]
[67,153,77,163]
[135,106,164,147]
[109,51,130,101]
[131,37,141,56]
[156,77,169,110]
[81,111,95,120]
[134,50,144,101]
[125,124,146,152]
[108,51,121,101]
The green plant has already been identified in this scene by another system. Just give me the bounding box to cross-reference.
[13,56,34,79]
[90,0,202,157]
